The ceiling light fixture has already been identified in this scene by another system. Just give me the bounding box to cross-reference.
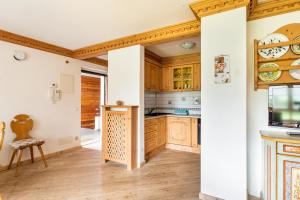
[181,41,196,49]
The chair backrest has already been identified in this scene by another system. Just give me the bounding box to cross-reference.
[0,122,5,150]
[10,114,33,141]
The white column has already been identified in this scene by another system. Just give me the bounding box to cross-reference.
[201,7,247,200]
[108,45,145,165]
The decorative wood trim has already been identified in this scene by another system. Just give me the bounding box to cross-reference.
[190,0,250,20]
[0,29,108,67]
[73,20,200,59]
[145,49,162,63]
[161,53,200,66]
[0,29,73,57]
[248,0,300,21]
[84,57,108,67]
[283,144,300,154]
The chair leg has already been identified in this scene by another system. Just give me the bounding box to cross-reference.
[15,149,23,177]
[29,146,34,163]
[8,149,17,170]
[37,145,48,168]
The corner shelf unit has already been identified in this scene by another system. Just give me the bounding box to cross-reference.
[254,23,300,90]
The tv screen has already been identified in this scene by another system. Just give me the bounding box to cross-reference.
[269,85,300,128]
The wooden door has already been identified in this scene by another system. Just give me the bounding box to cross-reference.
[81,76,100,129]
[167,117,191,146]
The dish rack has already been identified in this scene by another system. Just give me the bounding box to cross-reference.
[254,23,300,90]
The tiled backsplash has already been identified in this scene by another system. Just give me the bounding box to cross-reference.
[145,91,201,115]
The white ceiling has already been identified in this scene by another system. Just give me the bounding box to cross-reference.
[146,36,200,57]
[0,0,196,50]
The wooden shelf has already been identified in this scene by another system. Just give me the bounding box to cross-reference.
[254,23,300,90]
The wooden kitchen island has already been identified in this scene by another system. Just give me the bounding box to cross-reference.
[261,131,300,200]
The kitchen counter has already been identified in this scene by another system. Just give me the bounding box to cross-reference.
[261,130,300,144]
[145,114,201,120]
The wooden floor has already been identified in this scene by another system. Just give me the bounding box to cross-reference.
[0,147,200,200]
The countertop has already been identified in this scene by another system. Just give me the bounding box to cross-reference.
[145,114,201,120]
[260,130,300,143]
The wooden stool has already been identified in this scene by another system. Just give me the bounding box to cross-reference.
[8,114,47,176]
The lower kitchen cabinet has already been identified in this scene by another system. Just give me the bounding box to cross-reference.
[262,134,300,200]
[167,117,191,146]
[145,116,200,160]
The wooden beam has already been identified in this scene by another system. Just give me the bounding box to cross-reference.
[0,29,108,67]
[248,0,300,21]
[0,29,73,57]
[73,20,200,59]
[84,58,108,67]
[190,0,250,20]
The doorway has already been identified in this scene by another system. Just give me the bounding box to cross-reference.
[80,70,107,150]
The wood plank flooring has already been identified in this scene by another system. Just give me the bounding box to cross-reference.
[0,148,200,200]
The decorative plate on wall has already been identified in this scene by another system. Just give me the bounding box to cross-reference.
[258,33,289,59]
[291,36,300,55]
[289,59,300,80]
[258,63,281,82]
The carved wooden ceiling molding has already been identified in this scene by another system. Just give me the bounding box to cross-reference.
[73,20,200,59]
[248,0,300,21]
[0,29,107,67]
[190,0,250,19]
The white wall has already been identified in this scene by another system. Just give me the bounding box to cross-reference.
[247,10,300,197]
[108,45,145,165]
[0,41,107,167]
[201,7,247,200]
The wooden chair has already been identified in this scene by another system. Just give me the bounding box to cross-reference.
[0,122,5,150]
[8,114,47,176]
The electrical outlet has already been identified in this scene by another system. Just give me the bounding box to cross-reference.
[168,100,172,105]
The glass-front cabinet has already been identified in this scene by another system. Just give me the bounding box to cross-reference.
[172,65,193,91]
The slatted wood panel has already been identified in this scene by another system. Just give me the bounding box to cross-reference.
[105,111,127,163]
[81,76,100,129]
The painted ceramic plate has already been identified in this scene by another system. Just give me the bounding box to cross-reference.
[289,59,300,80]
[291,36,300,55]
[258,63,281,82]
[258,33,289,59]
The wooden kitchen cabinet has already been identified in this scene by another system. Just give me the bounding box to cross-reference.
[145,62,151,90]
[161,67,171,91]
[193,64,201,91]
[167,117,191,146]
[145,117,166,156]
[157,117,166,146]
[145,61,161,91]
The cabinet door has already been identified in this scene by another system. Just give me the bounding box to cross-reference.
[167,117,191,146]
[191,118,199,153]
[157,117,166,146]
[193,63,201,91]
[145,62,151,90]
[277,152,300,200]
[161,67,171,91]
[172,67,183,91]
[145,120,159,154]
[150,64,160,91]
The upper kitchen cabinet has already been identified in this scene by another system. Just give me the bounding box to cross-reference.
[145,51,162,92]
[145,51,200,92]
[172,65,194,91]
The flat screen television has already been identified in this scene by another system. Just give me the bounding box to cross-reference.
[269,85,300,128]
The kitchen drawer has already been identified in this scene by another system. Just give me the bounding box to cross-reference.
[278,142,300,156]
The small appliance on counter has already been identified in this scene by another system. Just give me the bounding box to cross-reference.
[174,109,189,116]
